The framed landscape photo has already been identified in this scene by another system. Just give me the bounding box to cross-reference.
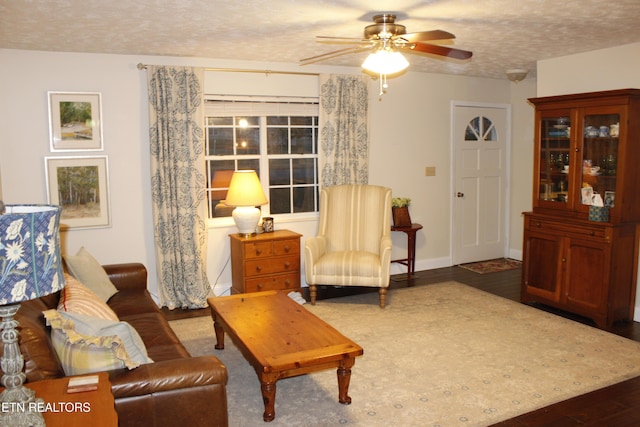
[48,92,103,151]
[45,156,111,230]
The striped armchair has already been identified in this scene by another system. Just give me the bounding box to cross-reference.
[304,184,393,307]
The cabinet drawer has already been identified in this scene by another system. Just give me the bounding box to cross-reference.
[244,255,300,277]
[274,238,300,256]
[244,242,273,259]
[526,218,608,240]
[244,272,300,293]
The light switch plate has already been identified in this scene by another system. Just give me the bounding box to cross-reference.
[425,166,436,176]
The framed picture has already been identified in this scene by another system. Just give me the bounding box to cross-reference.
[45,156,111,230]
[48,92,103,151]
[581,187,593,205]
[604,191,615,208]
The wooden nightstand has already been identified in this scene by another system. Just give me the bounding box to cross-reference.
[3,372,118,427]
[230,229,301,294]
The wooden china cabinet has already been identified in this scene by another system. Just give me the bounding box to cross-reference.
[522,89,640,328]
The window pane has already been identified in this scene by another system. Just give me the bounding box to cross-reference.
[208,161,235,218]
[269,159,290,185]
[267,117,288,125]
[236,127,259,154]
[293,187,315,213]
[291,116,312,126]
[208,128,234,155]
[291,128,314,154]
[238,159,259,174]
[208,117,232,126]
[269,188,291,214]
[267,128,288,154]
[237,117,259,126]
[292,158,315,184]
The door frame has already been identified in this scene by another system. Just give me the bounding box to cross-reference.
[450,101,512,265]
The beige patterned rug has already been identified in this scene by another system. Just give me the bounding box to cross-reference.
[170,282,640,426]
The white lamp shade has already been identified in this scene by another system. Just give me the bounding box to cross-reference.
[224,171,268,235]
[224,170,268,207]
[362,50,410,75]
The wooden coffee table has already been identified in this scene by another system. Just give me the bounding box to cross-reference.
[208,290,363,422]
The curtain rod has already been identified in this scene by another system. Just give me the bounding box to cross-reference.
[137,63,319,77]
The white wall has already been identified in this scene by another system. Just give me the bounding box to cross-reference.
[1,48,530,303]
[508,79,537,259]
[537,42,640,97]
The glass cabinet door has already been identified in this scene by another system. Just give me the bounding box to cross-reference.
[579,111,619,209]
[538,112,571,205]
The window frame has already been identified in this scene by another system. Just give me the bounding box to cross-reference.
[204,96,320,226]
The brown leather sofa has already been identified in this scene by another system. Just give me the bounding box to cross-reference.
[14,263,229,427]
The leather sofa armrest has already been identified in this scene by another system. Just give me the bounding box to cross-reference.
[103,263,148,292]
[108,356,227,398]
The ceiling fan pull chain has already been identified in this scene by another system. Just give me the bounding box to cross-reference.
[378,73,389,99]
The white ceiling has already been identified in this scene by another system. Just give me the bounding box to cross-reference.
[2,0,640,80]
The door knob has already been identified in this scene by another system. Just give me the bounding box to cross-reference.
[457,192,464,198]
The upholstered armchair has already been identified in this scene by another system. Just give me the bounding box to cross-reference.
[304,184,393,308]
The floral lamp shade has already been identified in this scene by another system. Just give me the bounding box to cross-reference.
[0,205,65,303]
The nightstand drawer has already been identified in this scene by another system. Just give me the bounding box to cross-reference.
[245,272,300,293]
[244,241,274,258]
[244,256,299,277]
[274,238,300,256]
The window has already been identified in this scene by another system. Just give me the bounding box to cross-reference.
[465,116,497,141]
[204,98,319,220]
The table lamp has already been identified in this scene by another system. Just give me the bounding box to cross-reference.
[0,203,65,427]
[223,171,268,236]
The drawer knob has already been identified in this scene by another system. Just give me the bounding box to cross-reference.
[257,283,263,289]
[283,245,290,253]
[590,231,595,236]
[256,266,263,272]
[284,262,290,269]
[256,249,263,255]
[284,280,291,286]
[535,222,541,227]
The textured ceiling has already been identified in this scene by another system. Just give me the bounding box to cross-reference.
[2,0,640,80]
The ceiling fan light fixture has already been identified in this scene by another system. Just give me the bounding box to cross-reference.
[362,49,409,75]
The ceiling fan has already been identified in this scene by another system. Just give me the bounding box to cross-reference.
[300,13,473,67]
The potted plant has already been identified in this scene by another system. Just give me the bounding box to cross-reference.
[392,197,412,226]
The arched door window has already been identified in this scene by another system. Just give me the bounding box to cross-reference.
[465,116,497,141]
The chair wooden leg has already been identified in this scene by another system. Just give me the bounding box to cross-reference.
[310,285,317,305]
[378,288,387,308]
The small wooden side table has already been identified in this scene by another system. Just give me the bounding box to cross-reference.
[2,372,117,427]
[230,229,301,294]
[391,223,423,279]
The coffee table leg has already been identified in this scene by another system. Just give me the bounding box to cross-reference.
[337,357,355,404]
[212,317,225,350]
[260,376,277,422]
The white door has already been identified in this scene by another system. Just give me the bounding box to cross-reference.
[451,103,510,265]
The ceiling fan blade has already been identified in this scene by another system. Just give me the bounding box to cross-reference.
[300,46,371,65]
[404,42,473,60]
[397,30,455,43]
[316,36,369,44]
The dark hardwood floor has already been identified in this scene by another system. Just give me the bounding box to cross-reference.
[164,265,640,426]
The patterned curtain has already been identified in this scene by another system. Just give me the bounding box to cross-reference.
[147,66,210,309]
[319,74,369,187]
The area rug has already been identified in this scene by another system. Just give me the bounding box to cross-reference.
[170,282,640,427]
[458,258,522,274]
